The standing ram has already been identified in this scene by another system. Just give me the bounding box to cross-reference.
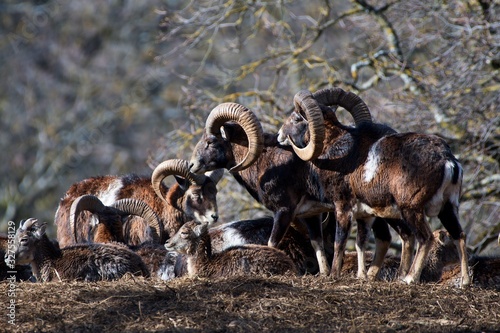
[188,103,336,275]
[277,88,470,287]
[189,101,412,279]
[277,88,414,280]
[55,159,222,247]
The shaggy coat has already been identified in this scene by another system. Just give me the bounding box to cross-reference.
[278,90,468,286]
[55,173,218,247]
[11,219,149,282]
[165,221,298,278]
[191,124,334,275]
[1,233,32,281]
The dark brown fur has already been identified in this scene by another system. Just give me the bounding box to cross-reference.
[1,233,32,281]
[165,221,298,278]
[440,256,500,290]
[158,218,323,279]
[281,105,413,280]
[12,220,149,282]
[208,217,322,275]
[190,124,334,274]
[129,243,169,278]
[279,93,467,285]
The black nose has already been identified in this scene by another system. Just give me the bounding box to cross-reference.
[212,214,218,222]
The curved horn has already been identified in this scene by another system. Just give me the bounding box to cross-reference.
[70,195,106,243]
[205,103,264,172]
[312,87,372,125]
[205,168,224,185]
[289,90,326,161]
[111,199,163,243]
[152,159,206,201]
[19,218,38,231]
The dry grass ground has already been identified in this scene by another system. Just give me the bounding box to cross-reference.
[1,274,499,333]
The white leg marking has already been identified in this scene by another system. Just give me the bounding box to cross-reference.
[311,239,330,275]
[355,242,367,279]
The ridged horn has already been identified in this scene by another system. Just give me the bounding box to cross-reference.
[312,87,372,125]
[205,103,264,172]
[111,199,163,243]
[70,195,107,243]
[289,90,326,161]
[152,159,206,202]
[205,168,224,185]
[19,217,38,231]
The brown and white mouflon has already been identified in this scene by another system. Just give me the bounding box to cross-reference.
[189,102,345,275]
[278,88,469,287]
[55,159,223,247]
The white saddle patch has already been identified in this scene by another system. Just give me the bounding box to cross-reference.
[98,178,123,205]
[219,227,247,250]
[364,141,382,183]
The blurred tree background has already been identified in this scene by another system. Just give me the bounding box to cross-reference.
[0,0,498,254]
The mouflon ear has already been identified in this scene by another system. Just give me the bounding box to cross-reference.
[34,222,48,239]
[193,222,209,237]
[174,175,189,191]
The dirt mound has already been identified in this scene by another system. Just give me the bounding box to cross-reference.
[2,275,499,332]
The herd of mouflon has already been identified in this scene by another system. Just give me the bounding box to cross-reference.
[2,88,499,291]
